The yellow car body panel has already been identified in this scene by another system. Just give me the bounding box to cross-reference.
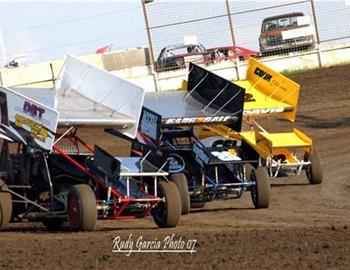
[240,128,313,160]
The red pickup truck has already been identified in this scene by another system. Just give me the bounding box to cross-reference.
[259,12,315,55]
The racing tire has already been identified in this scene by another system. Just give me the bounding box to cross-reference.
[190,202,206,209]
[250,167,270,209]
[170,173,190,215]
[152,181,181,228]
[305,149,323,185]
[0,180,12,229]
[68,184,97,231]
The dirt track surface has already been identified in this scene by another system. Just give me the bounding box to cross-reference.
[1,65,350,270]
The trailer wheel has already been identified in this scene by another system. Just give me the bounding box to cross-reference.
[68,184,97,231]
[170,173,190,215]
[190,202,206,209]
[152,181,181,228]
[305,149,323,185]
[250,167,270,209]
[0,180,12,229]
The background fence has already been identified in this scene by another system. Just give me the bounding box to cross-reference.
[143,0,350,71]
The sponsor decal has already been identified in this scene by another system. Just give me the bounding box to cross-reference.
[244,107,285,115]
[254,67,272,82]
[211,151,241,162]
[167,154,185,173]
[253,66,289,92]
[15,114,49,141]
[165,115,232,125]
[23,101,45,119]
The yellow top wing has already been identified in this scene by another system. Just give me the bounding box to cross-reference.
[238,57,300,122]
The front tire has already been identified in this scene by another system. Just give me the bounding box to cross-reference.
[68,184,97,231]
[152,181,181,228]
[250,167,270,209]
[170,173,190,215]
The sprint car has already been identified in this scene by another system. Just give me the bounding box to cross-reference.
[237,57,322,184]
[0,55,181,231]
[131,63,271,211]
[183,57,323,185]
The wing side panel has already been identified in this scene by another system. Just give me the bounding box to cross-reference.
[245,57,300,121]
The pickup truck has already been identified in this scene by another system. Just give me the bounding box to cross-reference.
[259,12,315,55]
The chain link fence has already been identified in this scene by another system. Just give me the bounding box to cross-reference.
[143,0,350,72]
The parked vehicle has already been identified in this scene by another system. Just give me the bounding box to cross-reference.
[259,12,315,55]
[155,43,211,71]
[207,46,260,62]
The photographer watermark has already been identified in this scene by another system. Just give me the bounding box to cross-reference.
[112,233,197,256]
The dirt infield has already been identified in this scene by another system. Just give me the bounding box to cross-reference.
[1,64,350,270]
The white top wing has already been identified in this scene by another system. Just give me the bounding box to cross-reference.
[16,54,145,139]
